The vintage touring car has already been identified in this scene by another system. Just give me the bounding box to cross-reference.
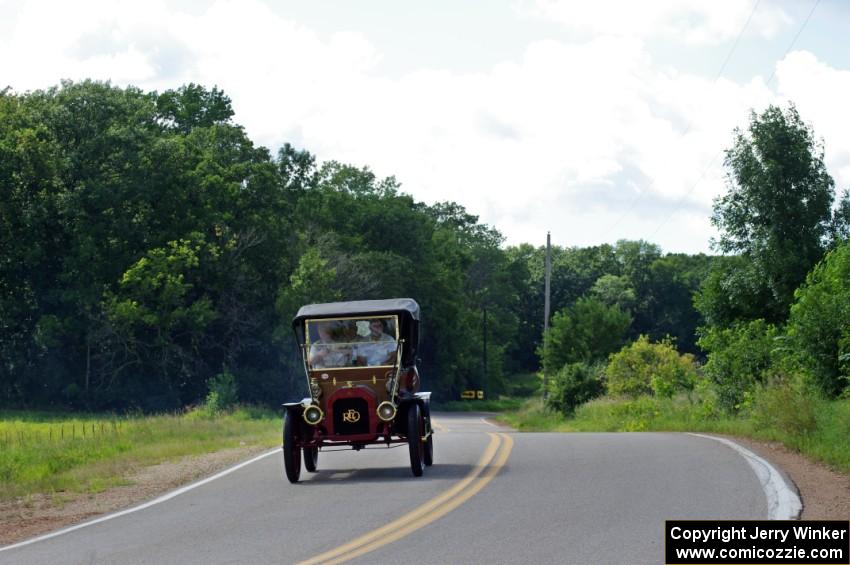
[282,298,433,483]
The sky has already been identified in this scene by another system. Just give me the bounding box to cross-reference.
[2,0,849,253]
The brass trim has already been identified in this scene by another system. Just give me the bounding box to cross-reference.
[389,339,405,399]
[307,365,395,373]
[376,401,397,422]
[303,404,324,426]
[304,315,401,371]
[300,343,312,401]
[306,313,399,325]
[309,379,322,400]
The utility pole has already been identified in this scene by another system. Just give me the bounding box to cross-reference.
[543,232,551,401]
[482,306,488,395]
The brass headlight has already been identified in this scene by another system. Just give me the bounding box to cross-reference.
[303,404,324,425]
[376,401,397,422]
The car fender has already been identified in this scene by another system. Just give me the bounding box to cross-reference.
[282,398,312,417]
[397,392,431,436]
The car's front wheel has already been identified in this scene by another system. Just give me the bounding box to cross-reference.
[283,414,301,483]
[407,403,425,477]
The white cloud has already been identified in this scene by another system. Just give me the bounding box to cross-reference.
[525,0,791,44]
[0,1,846,253]
[773,51,850,191]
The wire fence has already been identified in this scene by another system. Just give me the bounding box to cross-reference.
[0,420,123,447]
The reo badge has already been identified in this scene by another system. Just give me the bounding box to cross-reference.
[342,409,361,423]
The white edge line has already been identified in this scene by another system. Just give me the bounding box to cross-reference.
[479,417,498,428]
[688,433,802,520]
[0,447,282,552]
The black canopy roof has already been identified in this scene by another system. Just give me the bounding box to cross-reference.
[292,298,420,366]
[292,298,420,324]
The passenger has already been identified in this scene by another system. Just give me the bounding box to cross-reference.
[309,322,352,368]
[355,319,397,366]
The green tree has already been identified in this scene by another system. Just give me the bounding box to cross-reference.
[697,319,781,411]
[642,253,712,353]
[710,104,839,324]
[694,255,772,329]
[103,237,218,406]
[155,83,234,133]
[590,274,636,312]
[275,247,340,324]
[541,297,632,371]
[788,240,850,397]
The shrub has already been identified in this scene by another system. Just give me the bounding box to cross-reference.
[605,336,697,398]
[788,240,850,397]
[697,320,780,411]
[203,368,238,414]
[604,395,662,432]
[748,374,821,436]
[546,362,605,415]
[540,297,632,371]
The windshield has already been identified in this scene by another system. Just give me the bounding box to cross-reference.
[305,316,399,369]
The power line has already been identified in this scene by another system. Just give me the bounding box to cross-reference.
[646,0,821,243]
[712,0,763,84]
[648,152,721,240]
[766,0,821,86]
[600,0,762,240]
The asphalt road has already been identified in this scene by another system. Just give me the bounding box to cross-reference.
[0,413,770,565]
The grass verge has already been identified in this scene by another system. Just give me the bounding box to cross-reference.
[435,397,525,412]
[0,406,281,501]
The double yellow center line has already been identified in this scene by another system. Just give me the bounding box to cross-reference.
[298,432,514,565]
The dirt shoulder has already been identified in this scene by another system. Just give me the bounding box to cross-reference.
[724,435,850,519]
[0,444,274,547]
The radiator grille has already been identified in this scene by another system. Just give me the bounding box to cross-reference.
[332,397,370,435]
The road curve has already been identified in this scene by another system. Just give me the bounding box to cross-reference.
[1,413,772,565]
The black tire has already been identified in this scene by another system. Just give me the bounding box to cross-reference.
[304,446,318,473]
[407,403,425,477]
[283,414,301,483]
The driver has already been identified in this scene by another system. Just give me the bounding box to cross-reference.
[355,319,397,366]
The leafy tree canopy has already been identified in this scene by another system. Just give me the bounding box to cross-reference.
[788,239,850,397]
[541,297,632,371]
[709,104,842,324]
